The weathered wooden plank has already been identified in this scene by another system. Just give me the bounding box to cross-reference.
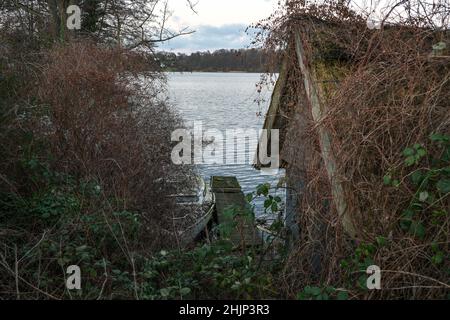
[294,30,357,238]
[211,177,263,248]
[254,57,289,169]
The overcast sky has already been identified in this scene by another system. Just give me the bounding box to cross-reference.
[158,0,279,53]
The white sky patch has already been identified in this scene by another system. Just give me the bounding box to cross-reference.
[166,0,278,28]
[158,0,279,52]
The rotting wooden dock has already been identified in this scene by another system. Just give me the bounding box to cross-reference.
[211,176,263,248]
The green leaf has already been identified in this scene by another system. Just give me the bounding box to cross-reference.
[443,148,450,163]
[376,236,388,247]
[403,148,415,157]
[303,286,312,293]
[318,293,329,300]
[392,180,401,188]
[325,286,336,293]
[436,179,450,194]
[411,202,423,210]
[257,183,270,197]
[432,252,444,265]
[76,245,88,252]
[400,219,412,231]
[160,288,170,297]
[42,211,51,219]
[264,199,272,209]
[180,287,191,296]
[432,210,447,219]
[402,209,414,220]
[296,292,307,300]
[409,221,426,240]
[430,133,450,143]
[270,220,283,232]
[411,170,425,186]
[417,148,427,158]
[431,242,439,252]
[223,208,236,219]
[405,156,416,167]
[310,287,322,296]
[357,275,368,290]
[271,202,279,212]
[337,291,349,300]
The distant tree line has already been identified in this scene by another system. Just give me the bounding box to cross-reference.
[156,49,278,73]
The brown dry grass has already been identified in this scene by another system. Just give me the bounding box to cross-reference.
[258,0,450,299]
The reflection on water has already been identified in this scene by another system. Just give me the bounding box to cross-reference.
[167,72,285,217]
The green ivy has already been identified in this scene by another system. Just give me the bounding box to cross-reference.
[383,133,449,267]
[297,286,349,300]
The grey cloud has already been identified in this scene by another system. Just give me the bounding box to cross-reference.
[158,24,257,53]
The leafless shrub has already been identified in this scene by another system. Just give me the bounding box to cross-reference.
[36,41,192,228]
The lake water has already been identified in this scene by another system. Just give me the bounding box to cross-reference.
[167,72,285,217]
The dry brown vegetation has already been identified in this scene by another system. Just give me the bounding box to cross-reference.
[37,42,185,223]
[256,0,450,299]
[0,38,194,298]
